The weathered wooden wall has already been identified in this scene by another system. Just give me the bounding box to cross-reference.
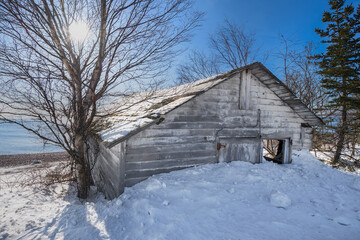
[117,70,313,188]
[249,73,313,150]
[88,136,126,199]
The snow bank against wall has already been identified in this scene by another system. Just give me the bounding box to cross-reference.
[1,151,360,240]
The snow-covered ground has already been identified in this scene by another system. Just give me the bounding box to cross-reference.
[1,150,360,240]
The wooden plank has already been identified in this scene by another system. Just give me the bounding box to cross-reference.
[151,122,222,130]
[261,118,301,125]
[295,109,314,113]
[276,91,294,98]
[255,99,286,106]
[260,78,277,85]
[126,156,217,171]
[96,154,119,179]
[95,165,120,199]
[296,111,317,117]
[281,95,297,100]
[126,142,215,154]
[260,110,303,118]
[127,136,207,147]
[239,70,251,109]
[261,121,302,129]
[218,128,260,137]
[98,143,121,171]
[182,102,240,112]
[203,88,238,96]
[261,129,298,138]
[124,177,149,187]
[126,150,212,162]
[256,105,297,112]
[212,79,239,90]
[218,138,261,164]
[91,142,125,199]
[172,115,221,122]
[172,107,257,117]
[260,111,303,118]
[125,164,202,179]
[265,82,282,89]
[199,96,239,103]
[191,101,239,109]
[167,106,224,116]
[250,91,279,101]
[136,128,215,138]
[251,70,268,79]
[223,115,258,122]
[221,120,260,128]
[284,99,305,105]
[126,166,189,179]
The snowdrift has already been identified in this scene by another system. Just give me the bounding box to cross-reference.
[1,150,360,240]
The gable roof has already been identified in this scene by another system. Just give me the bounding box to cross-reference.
[247,63,323,126]
[98,62,323,148]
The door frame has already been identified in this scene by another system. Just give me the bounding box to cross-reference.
[261,137,292,164]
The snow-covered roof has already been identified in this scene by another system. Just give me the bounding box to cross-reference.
[97,62,323,147]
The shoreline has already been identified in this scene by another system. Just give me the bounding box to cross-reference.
[0,151,70,168]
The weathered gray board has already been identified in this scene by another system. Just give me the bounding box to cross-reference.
[91,68,316,199]
[88,136,126,199]
[218,137,262,163]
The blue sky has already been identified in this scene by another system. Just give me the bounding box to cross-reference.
[175,0,359,77]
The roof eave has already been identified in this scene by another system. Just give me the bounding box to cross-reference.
[248,62,324,127]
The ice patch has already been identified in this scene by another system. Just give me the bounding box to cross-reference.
[270,190,291,208]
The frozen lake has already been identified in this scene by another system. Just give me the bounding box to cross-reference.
[0,121,62,155]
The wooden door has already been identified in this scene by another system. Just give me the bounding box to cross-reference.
[218,137,261,163]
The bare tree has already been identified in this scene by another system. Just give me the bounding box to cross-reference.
[176,50,221,84]
[210,19,261,69]
[276,36,353,157]
[0,0,202,198]
[276,34,298,86]
[277,37,330,112]
[286,42,327,112]
[177,19,265,84]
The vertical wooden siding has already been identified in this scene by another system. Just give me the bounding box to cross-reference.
[89,136,126,199]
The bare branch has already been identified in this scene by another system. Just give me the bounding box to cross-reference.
[0,0,203,198]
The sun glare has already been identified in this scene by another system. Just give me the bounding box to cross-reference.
[69,21,89,42]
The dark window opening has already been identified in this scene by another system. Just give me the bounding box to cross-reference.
[262,139,285,164]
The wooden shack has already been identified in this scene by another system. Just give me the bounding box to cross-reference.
[88,62,323,199]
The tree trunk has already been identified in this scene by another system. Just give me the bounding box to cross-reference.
[351,142,355,157]
[75,134,91,199]
[333,106,347,165]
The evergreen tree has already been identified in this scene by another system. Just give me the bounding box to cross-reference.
[314,0,360,164]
